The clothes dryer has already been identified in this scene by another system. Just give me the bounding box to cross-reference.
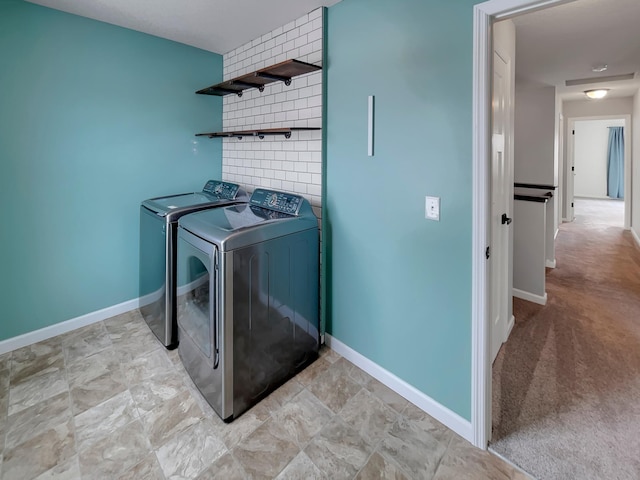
[176,188,319,421]
[139,180,247,348]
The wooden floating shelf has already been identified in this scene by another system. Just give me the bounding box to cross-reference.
[196,59,322,97]
[196,127,321,140]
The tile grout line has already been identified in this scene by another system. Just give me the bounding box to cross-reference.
[60,334,82,478]
[0,351,13,477]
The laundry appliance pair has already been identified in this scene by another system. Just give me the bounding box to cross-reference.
[140,182,319,421]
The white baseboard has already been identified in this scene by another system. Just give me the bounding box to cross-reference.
[513,288,547,306]
[325,334,473,443]
[545,259,556,268]
[0,298,140,355]
[504,315,515,343]
[632,228,640,249]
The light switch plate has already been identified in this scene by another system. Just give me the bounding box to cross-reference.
[425,196,440,221]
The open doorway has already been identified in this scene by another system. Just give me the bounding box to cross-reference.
[472,0,640,477]
[567,117,630,228]
[478,1,640,478]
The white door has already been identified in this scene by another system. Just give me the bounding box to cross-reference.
[490,50,511,363]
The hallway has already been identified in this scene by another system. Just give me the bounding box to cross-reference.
[490,217,640,479]
[574,197,624,228]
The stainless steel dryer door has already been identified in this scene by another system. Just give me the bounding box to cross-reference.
[176,227,229,419]
[177,229,218,366]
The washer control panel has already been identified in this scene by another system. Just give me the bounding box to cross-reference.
[202,180,240,199]
[250,189,303,215]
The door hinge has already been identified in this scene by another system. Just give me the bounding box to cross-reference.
[571,202,574,207]
[572,166,575,171]
[572,130,575,135]
[485,246,490,260]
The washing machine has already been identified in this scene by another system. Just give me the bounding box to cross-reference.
[176,188,319,421]
[139,180,248,349]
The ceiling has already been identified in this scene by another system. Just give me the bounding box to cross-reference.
[26,0,640,101]
[25,0,342,54]
[509,0,640,100]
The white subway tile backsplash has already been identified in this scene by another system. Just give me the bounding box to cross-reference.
[271,44,284,58]
[295,14,309,27]
[298,173,312,184]
[307,184,321,196]
[286,171,298,182]
[300,21,313,36]
[298,108,314,120]
[283,39,295,53]
[299,43,313,57]
[275,33,287,46]
[286,28,300,42]
[293,141,308,152]
[280,181,294,193]
[294,35,308,48]
[293,183,308,195]
[308,95,322,108]
[307,140,321,152]
[307,51,322,65]
[222,8,323,215]
[281,160,295,171]
[298,86,314,98]
[309,8,322,20]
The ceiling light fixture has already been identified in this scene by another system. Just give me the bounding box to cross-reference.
[584,89,609,99]
[592,64,608,73]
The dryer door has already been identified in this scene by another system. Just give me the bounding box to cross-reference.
[177,229,218,367]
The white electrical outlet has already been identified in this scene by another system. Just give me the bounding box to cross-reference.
[425,196,440,221]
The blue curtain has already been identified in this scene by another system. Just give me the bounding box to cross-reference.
[607,127,624,198]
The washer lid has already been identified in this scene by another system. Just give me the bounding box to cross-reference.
[142,180,245,217]
[143,192,217,215]
[179,202,317,251]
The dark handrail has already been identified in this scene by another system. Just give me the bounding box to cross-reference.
[514,194,549,203]
[514,183,557,190]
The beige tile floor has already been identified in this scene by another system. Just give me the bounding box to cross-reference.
[0,310,531,480]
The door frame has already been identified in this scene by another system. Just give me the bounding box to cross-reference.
[471,0,577,449]
[566,115,632,229]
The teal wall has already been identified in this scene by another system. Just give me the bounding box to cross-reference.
[325,0,477,419]
[0,1,223,341]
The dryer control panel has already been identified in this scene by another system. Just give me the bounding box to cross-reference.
[202,180,240,199]
[250,189,303,215]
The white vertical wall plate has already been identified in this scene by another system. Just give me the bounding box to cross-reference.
[368,95,375,156]
[425,196,440,221]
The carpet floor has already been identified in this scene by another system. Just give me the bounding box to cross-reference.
[490,214,640,479]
